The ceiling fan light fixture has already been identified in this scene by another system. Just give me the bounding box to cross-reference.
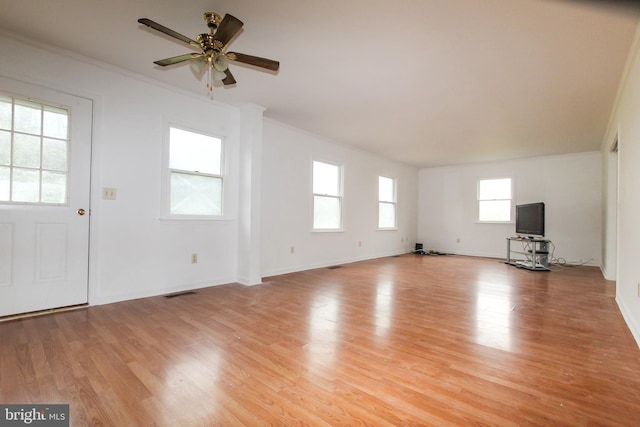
[212,69,227,81]
[190,58,207,79]
[212,53,229,72]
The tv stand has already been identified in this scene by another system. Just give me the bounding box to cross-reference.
[506,237,551,271]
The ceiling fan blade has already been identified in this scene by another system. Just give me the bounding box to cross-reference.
[154,53,203,66]
[213,14,244,46]
[222,68,237,86]
[138,18,199,47]
[227,52,279,71]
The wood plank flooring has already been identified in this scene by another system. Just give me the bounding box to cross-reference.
[1,254,640,426]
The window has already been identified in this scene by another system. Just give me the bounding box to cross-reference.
[313,160,342,230]
[0,94,69,204]
[478,178,512,222]
[167,126,223,217]
[378,176,396,229]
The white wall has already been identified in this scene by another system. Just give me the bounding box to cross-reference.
[0,33,244,305]
[602,22,640,346]
[601,144,618,280]
[261,121,419,277]
[418,152,602,265]
[0,32,420,305]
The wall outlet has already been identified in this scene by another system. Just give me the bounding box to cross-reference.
[191,253,198,264]
[637,282,640,297]
[456,238,460,243]
[359,241,362,247]
[290,246,295,254]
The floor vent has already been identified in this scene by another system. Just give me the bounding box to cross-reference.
[164,291,196,299]
[327,265,342,270]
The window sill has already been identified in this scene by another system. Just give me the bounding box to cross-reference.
[311,228,344,233]
[377,227,398,231]
[475,221,514,224]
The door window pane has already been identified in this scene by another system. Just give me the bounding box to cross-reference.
[41,171,67,204]
[12,168,40,202]
[42,138,67,171]
[0,93,70,205]
[14,99,41,134]
[0,95,11,130]
[0,131,10,165]
[0,167,9,200]
[43,106,68,139]
[13,134,41,168]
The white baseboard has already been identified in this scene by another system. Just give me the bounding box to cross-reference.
[91,277,237,306]
[616,296,640,349]
[261,250,411,278]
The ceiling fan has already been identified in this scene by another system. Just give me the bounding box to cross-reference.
[138,12,279,93]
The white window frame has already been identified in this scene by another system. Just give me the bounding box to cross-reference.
[312,159,343,232]
[378,175,397,230]
[477,177,513,223]
[161,124,225,220]
[0,92,70,206]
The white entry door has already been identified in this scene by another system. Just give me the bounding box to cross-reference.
[0,77,91,317]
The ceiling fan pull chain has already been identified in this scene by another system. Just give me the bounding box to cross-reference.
[207,65,214,99]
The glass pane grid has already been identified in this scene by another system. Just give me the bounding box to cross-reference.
[0,92,70,205]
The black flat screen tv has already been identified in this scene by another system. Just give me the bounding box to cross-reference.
[516,202,545,237]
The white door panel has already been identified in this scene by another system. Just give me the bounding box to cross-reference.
[0,77,91,317]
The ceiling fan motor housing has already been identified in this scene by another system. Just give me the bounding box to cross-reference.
[197,34,223,52]
[204,12,222,30]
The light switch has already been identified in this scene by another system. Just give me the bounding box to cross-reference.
[102,187,117,200]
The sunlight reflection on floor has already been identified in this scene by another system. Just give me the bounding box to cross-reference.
[474,273,514,352]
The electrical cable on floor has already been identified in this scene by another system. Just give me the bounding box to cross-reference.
[547,241,593,269]
[511,239,592,271]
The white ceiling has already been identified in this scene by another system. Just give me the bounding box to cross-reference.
[0,0,638,168]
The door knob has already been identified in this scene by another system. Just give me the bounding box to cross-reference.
[76,208,86,216]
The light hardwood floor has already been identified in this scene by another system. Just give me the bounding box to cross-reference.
[1,254,639,426]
